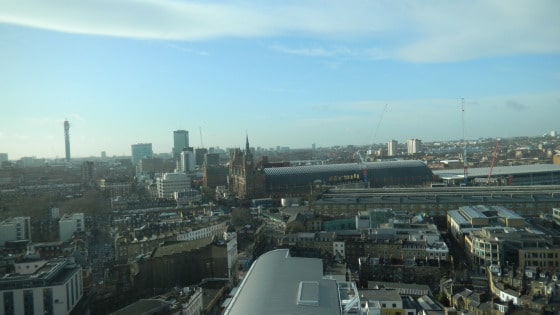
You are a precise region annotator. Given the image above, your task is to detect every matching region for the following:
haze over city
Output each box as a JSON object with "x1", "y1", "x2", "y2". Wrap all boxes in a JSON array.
[{"x1": 1, "y1": 0, "x2": 560, "y2": 159}]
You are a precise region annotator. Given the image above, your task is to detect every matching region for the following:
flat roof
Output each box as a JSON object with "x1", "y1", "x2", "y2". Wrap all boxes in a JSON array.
[
  {"x1": 459, "y1": 206, "x2": 487, "y2": 219},
  {"x1": 434, "y1": 164, "x2": 560, "y2": 178},
  {"x1": 224, "y1": 249, "x2": 340, "y2": 315},
  {"x1": 447, "y1": 210, "x2": 469, "y2": 225},
  {"x1": 110, "y1": 299, "x2": 171, "y2": 315}
]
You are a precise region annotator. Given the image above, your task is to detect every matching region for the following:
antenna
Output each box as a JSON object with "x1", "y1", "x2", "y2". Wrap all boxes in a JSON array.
[
  {"x1": 461, "y1": 98, "x2": 468, "y2": 186},
  {"x1": 199, "y1": 127, "x2": 204, "y2": 148}
]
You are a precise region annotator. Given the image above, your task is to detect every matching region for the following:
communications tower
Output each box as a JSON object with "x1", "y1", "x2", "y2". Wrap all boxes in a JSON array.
[{"x1": 64, "y1": 119, "x2": 71, "y2": 162}]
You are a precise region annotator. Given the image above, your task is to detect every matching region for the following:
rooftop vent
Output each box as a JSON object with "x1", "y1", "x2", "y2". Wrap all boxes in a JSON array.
[{"x1": 297, "y1": 281, "x2": 320, "y2": 306}]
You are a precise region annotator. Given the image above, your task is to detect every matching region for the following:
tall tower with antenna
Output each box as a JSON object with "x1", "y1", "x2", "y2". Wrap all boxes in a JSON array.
[{"x1": 64, "y1": 119, "x2": 71, "y2": 162}]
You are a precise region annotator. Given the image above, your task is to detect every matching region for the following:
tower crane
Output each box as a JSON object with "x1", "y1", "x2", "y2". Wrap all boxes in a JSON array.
[
  {"x1": 461, "y1": 99, "x2": 468, "y2": 186},
  {"x1": 486, "y1": 140, "x2": 500, "y2": 184},
  {"x1": 354, "y1": 104, "x2": 388, "y2": 188}
]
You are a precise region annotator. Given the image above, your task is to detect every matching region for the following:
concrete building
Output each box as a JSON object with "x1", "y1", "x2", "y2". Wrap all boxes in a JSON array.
[
  {"x1": 176, "y1": 221, "x2": 229, "y2": 242},
  {"x1": 203, "y1": 164, "x2": 228, "y2": 189},
  {"x1": 553, "y1": 207, "x2": 560, "y2": 225},
  {"x1": 110, "y1": 286, "x2": 203, "y2": 315},
  {"x1": 407, "y1": 139, "x2": 422, "y2": 155},
  {"x1": 180, "y1": 148, "x2": 196, "y2": 173},
  {"x1": 223, "y1": 249, "x2": 361, "y2": 315},
  {"x1": 59, "y1": 213, "x2": 84, "y2": 243},
  {"x1": 195, "y1": 148, "x2": 208, "y2": 167},
  {"x1": 156, "y1": 172, "x2": 190, "y2": 199},
  {"x1": 388, "y1": 140, "x2": 398, "y2": 157},
  {"x1": 138, "y1": 157, "x2": 174, "y2": 175},
  {"x1": 205, "y1": 152, "x2": 220, "y2": 166},
  {"x1": 0, "y1": 216, "x2": 31, "y2": 246},
  {"x1": 519, "y1": 247, "x2": 560, "y2": 271},
  {"x1": 447, "y1": 205, "x2": 525, "y2": 243},
  {"x1": 465, "y1": 226, "x2": 551, "y2": 269},
  {"x1": 314, "y1": 186, "x2": 560, "y2": 217},
  {"x1": 0, "y1": 258, "x2": 82, "y2": 315},
  {"x1": 131, "y1": 143, "x2": 153, "y2": 166},
  {"x1": 172, "y1": 130, "x2": 189, "y2": 159}
]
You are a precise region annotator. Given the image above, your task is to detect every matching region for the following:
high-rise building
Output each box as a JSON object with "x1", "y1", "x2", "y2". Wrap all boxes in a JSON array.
[
  {"x1": 173, "y1": 130, "x2": 189, "y2": 159},
  {"x1": 388, "y1": 140, "x2": 398, "y2": 156},
  {"x1": 0, "y1": 153, "x2": 8, "y2": 162},
  {"x1": 180, "y1": 148, "x2": 196, "y2": 173},
  {"x1": 131, "y1": 143, "x2": 153, "y2": 165},
  {"x1": 195, "y1": 148, "x2": 208, "y2": 167},
  {"x1": 64, "y1": 119, "x2": 70, "y2": 162},
  {"x1": 407, "y1": 139, "x2": 422, "y2": 155}
]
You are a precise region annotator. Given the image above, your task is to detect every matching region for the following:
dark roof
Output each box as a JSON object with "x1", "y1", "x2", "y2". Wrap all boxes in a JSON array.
[
  {"x1": 264, "y1": 160, "x2": 430, "y2": 176},
  {"x1": 264, "y1": 160, "x2": 433, "y2": 191}
]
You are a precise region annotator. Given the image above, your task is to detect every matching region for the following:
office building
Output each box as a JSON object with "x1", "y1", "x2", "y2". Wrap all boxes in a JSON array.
[
  {"x1": 131, "y1": 143, "x2": 153, "y2": 166},
  {"x1": 180, "y1": 148, "x2": 196, "y2": 173},
  {"x1": 59, "y1": 213, "x2": 85, "y2": 242},
  {"x1": 407, "y1": 139, "x2": 422, "y2": 155},
  {"x1": 0, "y1": 153, "x2": 8, "y2": 162},
  {"x1": 205, "y1": 153, "x2": 220, "y2": 166},
  {"x1": 0, "y1": 258, "x2": 82, "y2": 315},
  {"x1": 0, "y1": 217, "x2": 31, "y2": 246},
  {"x1": 387, "y1": 140, "x2": 398, "y2": 157},
  {"x1": 195, "y1": 148, "x2": 208, "y2": 167},
  {"x1": 173, "y1": 130, "x2": 189, "y2": 159},
  {"x1": 156, "y1": 172, "x2": 190, "y2": 198}
]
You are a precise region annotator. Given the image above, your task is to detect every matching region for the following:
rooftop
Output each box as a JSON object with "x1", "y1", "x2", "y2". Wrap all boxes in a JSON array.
[
  {"x1": 223, "y1": 249, "x2": 341, "y2": 315},
  {"x1": 0, "y1": 258, "x2": 80, "y2": 290}
]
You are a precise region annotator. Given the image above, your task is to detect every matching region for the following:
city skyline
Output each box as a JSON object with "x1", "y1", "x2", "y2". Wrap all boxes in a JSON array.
[{"x1": 1, "y1": 1, "x2": 560, "y2": 159}]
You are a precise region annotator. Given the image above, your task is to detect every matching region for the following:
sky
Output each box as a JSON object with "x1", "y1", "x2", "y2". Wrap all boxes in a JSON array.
[{"x1": 1, "y1": 0, "x2": 560, "y2": 159}]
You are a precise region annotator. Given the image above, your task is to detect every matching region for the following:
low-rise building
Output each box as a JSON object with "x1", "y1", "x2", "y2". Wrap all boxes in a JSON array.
[
  {"x1": 59, "y1": 213, "x2": 84, "y2": 243},
  {"x1": 0, "y1": 216, "x2": 31, "y2": 246},
  {"x1": 223, "y1": 249, "x2": 361, "y2": 314},
  {"x1": 465, "y1": 226, "x2": 550, "y2": 269},
  {"x1": 0, "y1": 258, "x2": 82, "y2": 315}
]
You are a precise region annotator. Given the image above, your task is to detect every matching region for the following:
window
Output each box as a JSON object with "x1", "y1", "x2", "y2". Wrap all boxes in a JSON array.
[
  {"x1": 43, "y1": 288, "x2": 54, "y2": 315},
  {"x1": 24, "y1": 290, "x2": 34, "y2": 315},
  {"x1": 3, "y1": 291, "x2": 14, "y2": 315}
]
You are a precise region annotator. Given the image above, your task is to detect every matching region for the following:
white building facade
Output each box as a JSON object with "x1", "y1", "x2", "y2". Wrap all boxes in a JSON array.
[
  {"x1": 407, "y1": 139, "x2": 422, "y2": 155},
  {"x1": 387, "y1": 140, "x2": 398, "y2": 157},
  {"x1": 0, "y1": 258, "x2": 82, "y2": 315},
  {"x1": 157, "y1": 172, "x2": 191, "y2": 198},
  {"x1": 176, "y1": 221, "x2": 228, "y2": 241},
  {"x1": 0, "y1": 216, "x2": 31, "y2": 246},
  {"x1": 59, "y1": 213, "x2": 84, "y2": 242}
]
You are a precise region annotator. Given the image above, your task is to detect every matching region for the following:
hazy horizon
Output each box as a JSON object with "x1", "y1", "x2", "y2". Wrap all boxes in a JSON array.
[{"x1": 2, "y1": 1, "x2": 560, "y2": 160}]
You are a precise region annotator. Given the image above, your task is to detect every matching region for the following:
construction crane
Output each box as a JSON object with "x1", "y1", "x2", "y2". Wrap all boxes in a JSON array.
[
  {"x1": 354, "y1": 104, "x2": 388, "y2": 188},
  {"x1": 461, "y1": 98, "x2": 468, "y2": 186},
  {"x1": 486, "y1": 140, "x2": 500, "y2": 184},
  {"x1": 199, "y1": 127, "x2": 204, "y2": 148}
]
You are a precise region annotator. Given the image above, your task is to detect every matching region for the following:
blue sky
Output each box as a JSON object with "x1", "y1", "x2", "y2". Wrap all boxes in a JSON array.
[{"x1": 1, "y1": 0, "x2": 560, "y2": 159}]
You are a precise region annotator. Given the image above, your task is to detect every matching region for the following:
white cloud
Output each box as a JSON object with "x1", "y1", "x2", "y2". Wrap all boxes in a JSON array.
[{"x1": 1, "y1": 0, "x2": 559, "y2": 62}]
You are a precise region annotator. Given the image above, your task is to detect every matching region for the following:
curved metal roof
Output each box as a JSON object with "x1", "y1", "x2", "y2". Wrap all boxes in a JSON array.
[
  {"x1": 264, "y1": 160, "x2": 430, "y2": 176},
  {"x1": 264, "y1": 160, "x2": 433, "y2": 191}
]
